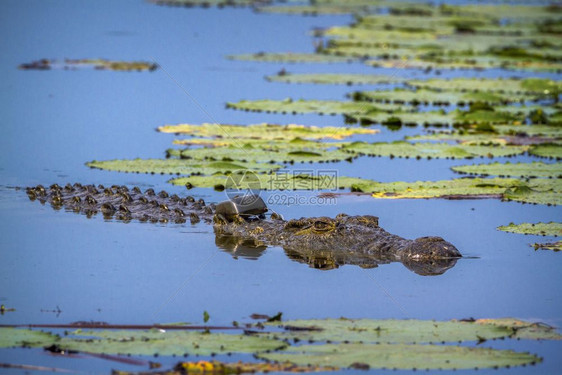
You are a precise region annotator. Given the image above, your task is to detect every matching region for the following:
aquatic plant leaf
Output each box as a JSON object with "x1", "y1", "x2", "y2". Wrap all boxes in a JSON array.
[
  {"x1": 0, "y1": 328, "x2": 58, "y2": 348},
  {"x1": 149, "y1": 0, "x2": 265, "y2": 7},
  {"x1": 452, "y1": 108, "x2": 520, "y2": 124},
  {"x1": 366, "y1": 58, "x2": 562, "y2": 73},
  {"x1": 452, "y1": 162, "x2": 562, "y2": 178},
  {"x1": 349, "y1": 177, "x2": 561, "y2": 206},
  {"x1": 533, "y1": 241, "x2": 562, "y2": 252},
  {"x1": 58, "y1": 330, "x2": 284, "y2": 356},
  {"x1": 19, "y1": 59, "x2": 157, "y2": 72},
  {"x1": 497, "y1": 222, "x2": 562, "y2": 236},
  {"x1": 529, "y1": 144, "x2": 562, "y2": 159},
  {"x1": 352, "y1": 88, "x2": 532, "y2": 106},
  {"x1": 157, "y1": 122, "x2": 378, "y2": 140},
  {"x1": 227, "y1": 53, "x2": 356, "y2": 63},
  {"x1": 475, "y1": 318, "x2": 562, "y2": 340},
  {"x1": 226, "y1": 99, "x2": 401, "y2": 116},
  {"x1": 175, "y1": 145, "x2": 354, "y2": 163},
  {"x1": 170, "y1": 173, "x2": 364, "y2": 191},
  {"x1": 169, "y1": 360, "x2": 337, "y2": 374},
  {"x1": 259, "y1": 343, "x2": 541, "y2": 370},
  {"x1": 256, "y1": 3, "x2": 376, "y2": 15},
  {"x1": 265, "y1": 318, "x2": 513, "y2": 344},
  {"x1": 408, "y1": 125, "x2": 562, "y2": 143},
  {"x1": 408, "y1": 78, "x2": 561, "y2": 95},
  {"x1": 86, "y1": 159, "x2": 280, "y2": 175},
  {"x1": 267, "y1": 73, "x2": 403, "y2": 85},
  {"x1": 342, "y1": 141, "x2": 527, "y2": 159}
]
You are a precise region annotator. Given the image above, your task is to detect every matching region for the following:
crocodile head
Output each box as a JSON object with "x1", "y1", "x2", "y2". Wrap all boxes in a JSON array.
[{"x1": 400, "y1": 236, "x2": 462, "y2": 260}]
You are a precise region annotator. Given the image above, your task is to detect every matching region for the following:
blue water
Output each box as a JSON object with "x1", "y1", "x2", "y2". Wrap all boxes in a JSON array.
[{"x1": 0, "y1": 0, "x2": 561, "y2": 374}]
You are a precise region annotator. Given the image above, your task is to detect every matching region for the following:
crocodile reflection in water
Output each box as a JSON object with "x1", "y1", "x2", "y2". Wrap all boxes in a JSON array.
[{"x1": 25, "y1": 183, "x2": 462, "y2": 276}]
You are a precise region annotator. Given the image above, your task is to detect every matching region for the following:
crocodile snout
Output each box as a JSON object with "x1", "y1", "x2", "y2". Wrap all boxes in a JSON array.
[{"x1": 402, "y1": 236, "x2": 462, "y2": 260}]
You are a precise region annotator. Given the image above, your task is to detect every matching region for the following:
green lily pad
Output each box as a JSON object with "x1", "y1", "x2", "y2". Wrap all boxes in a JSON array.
[
  {"x1": 529, "y1": 144, "x2": 562, "y2": 159},
  {"x1": 259, "y1": 343, "x2": 541, "y2": 370},
  {"x1": 19, "y1": 58, "x2": 157, "y2": 72},
  {"x1": 255, "y1": 3, "x2": 376, "y2": 15},
  {"x1": 227, "y1": 53, "x2": 356, "y2": 63},
  {"x1": 366, "y1": 58, "x2": 562, "y2": 73},
  {"x1": 226, "y1": 99, "x2": 400, "y2": 116},
  {"x1": 342, "y1": 141, "x2": 527, "y2": 159},
  {"x1": 408, "y1": 78, "x2": 561, "y2": 95},
  {"x1": 157, "y1": 122, "x2": 378, "y2": 140},
  {"x1": 173, "y1": 145, "x2": 354, "y2": 164},
  {"x1": 0, "y1": 328, "x2": 58, "y2": 348},
  {"x1": 475, "y1": 318, "x2": 562, "y2": 340},
  {"x1": 452, "y1": 162, "x2": 562, "y2": 178},
  {"x1": 57, "y1": 330, "x2": 284, "y2": 357},
  {"x1": 350, "y1": 177, "x2": 561, "y2": 206},
  {"x1": 265, "y1": 318, "x2": 513, "y2": 344},
  {"x1": 352, "y1": 88, "x2": 532, "y2": 106},
  {"x1": 149, "y1": 0, "x2": 264, "y2": 7},
  {"x1": 267, "y1": 73, "x2": 403, "y2": 85},
  {"x1": 86, "y1": 158, "x2": 281, "y2": 175},
  {"x1": 170, "y1": 173, "x2": 364, "y2": 191},
  {"x1": 497, "y1": 222, "x2": 562, "y2": 236},
  {"x1": 408, "y1": 125, "x2": 562, "y2": 143}
]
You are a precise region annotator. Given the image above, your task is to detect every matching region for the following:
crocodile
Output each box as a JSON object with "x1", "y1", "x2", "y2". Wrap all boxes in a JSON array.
[{"x1": 25, "y1": 183, "x2": 462, "y2": 275}]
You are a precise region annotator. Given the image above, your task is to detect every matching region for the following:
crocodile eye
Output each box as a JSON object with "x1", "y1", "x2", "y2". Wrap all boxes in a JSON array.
[{"x1": 312, "y1": 220, "x2": 335, "y2": 233}]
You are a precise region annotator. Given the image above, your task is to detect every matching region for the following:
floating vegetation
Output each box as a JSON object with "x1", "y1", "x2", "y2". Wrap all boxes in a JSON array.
[
  {"x1": 18, "y1": 58, "x2": 157, "y2": 72},
  {"x1": 407, "y1": 126, "x2": 561, "y2": 144},
  {"x1": 226, "y1": 99, "x2": 530, "y2": 126},
  {"x1": 227, "y1": 52, "x2": 356, "y2": 63},
  {"x1": 264, "y1": 318, "x2": 514, "y2": 344},
  {"x1": 529, "y1": 143, "x2": 562, "y2": 159},
  {"x1": 533, "y1": 241, "x2": 562, "y2": 252},
  {"x1": 342, "y1": 141, "x2": 527, "y2": 159},
  {"x1": 0, "y1": 328, "x2": 57, "y2": 348},
  {"x1": 149, "y1": 0, "x2": 270, "y2": 8},
  {"x1": 170, "y1": 173, "x2": 364, "y2": 191},
  {"x1": 226, "y1": 98, "x2": 400, "y2": 116},
  {"x1": 157, "y1": 122, "x2": 378, "y2": 140},
  {"x1": 172, "y1": 145, "x2": 354, "y2": 164},
  {"x1": 259, "y1": 343, "x2": 541, "y2": 370},
  {"x1": 366, "y1": 58, "x2": 562, "y2": 73},
  {"x1": 86, "y1": 158, "x2": 281, "y2": 175},
  {"x1": 452, "y1": 162, "x2": 562, "y2": 178},
  {"x1": 267, "y1": 73, "x2": 403, "y2": 85},
  {"x1": 347, "y1": 177, "x2": 561, "y2": 206},
  {"x1": 352, "y1": 88, "x2": 532, "y2": 106},
  {"x1": 407, "y1": 78, "x2": 561, "y2": 96},
  {"x1": 117, "y1": 360, "x2": 337, "y2": 374},
  {"x1": 1, "y1": 317, "x2": 558, "y2": 371},
  {"x1": 497, "y1": 222, "x2": 562, "y2": 236}
]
